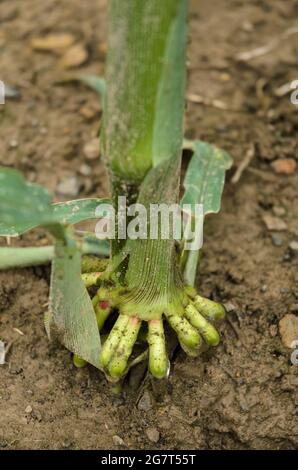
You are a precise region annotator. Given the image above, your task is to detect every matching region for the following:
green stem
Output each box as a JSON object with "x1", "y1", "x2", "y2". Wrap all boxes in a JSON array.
[
  {"x1": 121, "y1": 156, "x2": 185, "y2": 317},
  {"x1": 0, "y1": 240, "x2": 109, "y2": 270},
  {"x1": 0, "y1": 246, "x2": 54, "y2": 270}
]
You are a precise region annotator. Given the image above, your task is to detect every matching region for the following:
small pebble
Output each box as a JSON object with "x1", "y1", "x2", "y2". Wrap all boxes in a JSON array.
[
  {"x1": 9, "y1": 139, "x2": 19, "y2": 149},
  {"x1": 58, "y1": 43, "x2": 88, "y2": 69},
  {"x1": 262, "y1": 215, "x2": 287, "y2": 231},
  {"x1": 260, "y1": 284, "x2": 267, "y2": 293},
  {"x1": 112, "y1": 435, "x2": 126, "y2": 447},
  {"x1": 241, "y1": 21, "x2": 254, "y2": 32},
  {"x1": 271, "y1": 234, "x2": 283, "y2": 247},
  {"x1": 289, "y1": 241, "x2": 298, "y2": 252},
  {"x1": 146, "y1": 427, "x2": 160, "y2": 443},
  {"x1": 83, "y1": 138, "x2": 100, "y2": 160},
  {"x1": 271, "y1": 158, "x2": 296, "y2": 175},
  {"x1": 79, "y1": 104, "x2": 100, "y2": 120},
  {"x1": 79, "y1": 106, "x2": 95, "y2": 120},
  {"x1": 279, "y1": 314, "x2": 298, "y2": 348},
  {"x1": 25, "y1": 405, "x2": 33, "y2": 414},
  {"x1": 223, "y1": 302, "x2": 236, "y2": 313},
  {"x1": 137, "y1": 389, "x2": 153, "y2": 411},
  {"x1": 273, "y1": 206, "x2": 286, "y2": 217},
  {"x1": 79, "y1": 163, "x2": 92, "y2": 176},
  {"x1": 56, "y1": 175, "x2": 81, "y2": 197}
]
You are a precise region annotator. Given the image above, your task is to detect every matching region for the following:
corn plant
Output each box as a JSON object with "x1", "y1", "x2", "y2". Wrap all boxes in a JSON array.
[{"x1": 0, "y1": 0, "x2": 232, "y2": 381}]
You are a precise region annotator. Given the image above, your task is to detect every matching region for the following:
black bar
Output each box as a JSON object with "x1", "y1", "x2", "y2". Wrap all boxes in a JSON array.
[{"x1": 0, "y1": 450, "x2": 294, "y2": 466}]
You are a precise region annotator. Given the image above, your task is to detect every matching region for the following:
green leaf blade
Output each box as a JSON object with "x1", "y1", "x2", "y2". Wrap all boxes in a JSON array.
[
  {"x1": 46, "y1": 237, "x2": 101, "y2": 368},
  {"x1": 152, "y1": 0, "x2": 188, "y2": 167},
  {"x1": 103, "y1": 0, "x2": 188, "y2": 180},
  {"x1": 181, "y1": 140, "x2": 232, "y2": 286},
  {"x1": 0, "y1": 166, "x2": 111, "y2": 236},
  {"x1": 0, "y1": 168, "x2": 52, "y2": 236},
  {"x1": 181, "y1": 141, "x2": 233, "y2": 216},
  {"x1": 52, "y1": 198, "x2": 111, "y2": 226}
]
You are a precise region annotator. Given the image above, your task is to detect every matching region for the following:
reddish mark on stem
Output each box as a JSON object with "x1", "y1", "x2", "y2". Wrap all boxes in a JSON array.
[
  {"x1": 129, "y1": 316, "x2": 140, "y2": 327},
  {"x1": 99, "y1": 300, "x2": 109, "y2": 310}
]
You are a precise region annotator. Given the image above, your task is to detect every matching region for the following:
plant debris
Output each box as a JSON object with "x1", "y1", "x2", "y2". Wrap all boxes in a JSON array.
[
  {"x1": 0, "y1": 340, "x2": 5, "y2": 365},
  {"x1": 58, "y1": 44, "x2": 88, "y2": 68},
  {"x1": 235, "y1": 26, "x2": 298, "y2": 62},
  {"x1": 30, "y1": 33, "x2": 76, "y2": 51},
  {"x1": 231, "y1": 144, "x2": 255, "y2": 184}
]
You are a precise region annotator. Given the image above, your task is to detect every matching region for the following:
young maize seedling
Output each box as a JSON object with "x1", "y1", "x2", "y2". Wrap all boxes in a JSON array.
[
  {"x1": 0, "y1": 0, "x2": 232, "y2": 382},
  {"x1": 92, "y1": 0, "x2": 232, "y2": 380}
]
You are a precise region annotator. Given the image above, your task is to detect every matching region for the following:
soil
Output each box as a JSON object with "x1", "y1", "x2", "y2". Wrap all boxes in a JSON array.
[{"x1": 0, "y1": 0, "x2": 298, "y2": 450}]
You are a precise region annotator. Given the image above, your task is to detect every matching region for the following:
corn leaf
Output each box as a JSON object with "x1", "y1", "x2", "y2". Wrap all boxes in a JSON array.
[
  {"x1": 0, "y1": 167, "x2": 110, "y2": 236},
  {"x1": 45, "y1": 235, "x2": 101, "y2": 368},
  {"x1": 152, "y1": 0, "x2": 187, "y2": 168},
  {"x1": 103, "y1": 0, "x2": 188, "y2": 180},
  {"x1": 181, "y1": 140, "x2": 232, "y2": 286},
  {"x1": 181, "y1": 140, "x2": 232, "y2": 216},
  {"x1": 52, "y1": 198, "x2": 111, "y2": 225},
  {"x1": 0, "y1": 168, "x2": 104, "y2": 365},
  {"x1": 0, "y1": 168, "x2": 52, "y2": 236}
]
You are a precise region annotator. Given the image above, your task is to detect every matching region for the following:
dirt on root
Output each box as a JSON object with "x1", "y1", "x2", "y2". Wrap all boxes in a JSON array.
[{"x1": 0, "y1": 0, "x2": 298, "y2": 450}]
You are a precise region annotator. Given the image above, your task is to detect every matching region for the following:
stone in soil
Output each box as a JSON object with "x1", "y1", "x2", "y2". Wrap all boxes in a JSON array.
[
  {"x1": 145, "y1": 427, "x2": 160, "y2": 443},
  {"x1": 137, "y1": 389, "x2": 153, "y2": 411},
  {"x1": 112, "y1": 435, "x2": 126, "y2": 447},
  {"x1": 56, "y1": 175, "x2": 81, "y2": 197},
  {"x1": 262, "y1": 215, "x2": 287, "y2": 231},
  {"x1": 271, "y1": 234, "x2": 283, "y2": 246},
  {"x1": 79, "y1": 163, "x2": 92, "y2": 176},
  {"x1": 83, "y1": 138, "x2": 100, "y2": 160},
  {"x1": 289, "y1": 241, "x2": 298, "y2": 252},
  {"x1": 271, "y1": 158, "x2": 296, "y2": 175},
  {"x1": 279, "y1": 314, "x2": 298, "y2": 348}
]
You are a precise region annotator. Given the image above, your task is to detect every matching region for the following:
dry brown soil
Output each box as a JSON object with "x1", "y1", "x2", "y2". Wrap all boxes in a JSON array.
[{"x1": 0, "y1": 0, "x2": 298, "y2": 450}]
